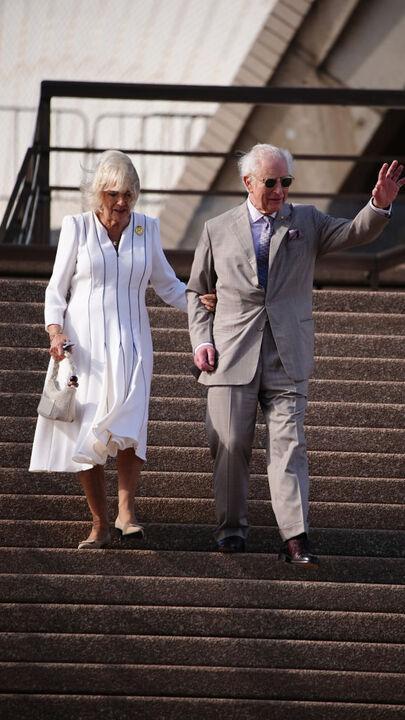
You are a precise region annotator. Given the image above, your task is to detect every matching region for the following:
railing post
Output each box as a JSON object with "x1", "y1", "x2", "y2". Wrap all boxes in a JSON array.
[{"x1": 33, "y1": 88, "x2": 51, "y2": 245}]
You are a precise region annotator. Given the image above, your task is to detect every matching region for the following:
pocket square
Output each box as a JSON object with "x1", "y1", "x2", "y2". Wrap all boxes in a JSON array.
[{"x1": 288, "y1": 229, "x2": 302, "y2": 241}]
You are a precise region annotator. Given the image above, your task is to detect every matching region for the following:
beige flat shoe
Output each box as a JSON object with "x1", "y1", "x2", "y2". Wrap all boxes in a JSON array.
[
  {"x1": 77, "y1": 532, "x2": 111, "y2": 550},
  {"x1": 115, "y1": 517, "x2": 144, "y2": 539}
]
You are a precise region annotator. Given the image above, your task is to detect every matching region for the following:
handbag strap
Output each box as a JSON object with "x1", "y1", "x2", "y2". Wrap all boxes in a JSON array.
[
  {"x1": 64, "y1": 350, "x2": 77, "y2": 377},
  {"x1": 50, "y1": 351, "x2": 78, "y2": 384}
]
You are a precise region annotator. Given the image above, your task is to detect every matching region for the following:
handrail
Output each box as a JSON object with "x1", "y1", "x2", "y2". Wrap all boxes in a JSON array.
[
  {"x1": 18, "y1": 152, "x2": 41, "y2": 245},
  {"x1": 0, "y1": 147, "x2": 33, "y2": 242},
  {"x1": 39, "y1": 81, "x2": 405, "y2": 107},
  {"x1": 47, "y1": 146, "x2": 405, "y2": 162},
  {"x1": 0, "y1": 145, "x2": 44, "y2": 245}
]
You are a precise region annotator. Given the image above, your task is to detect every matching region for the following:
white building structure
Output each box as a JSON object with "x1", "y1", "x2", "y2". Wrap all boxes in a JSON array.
[
  {"x1": 0, "y1": 0, "x2": 275, "y2": 231},
  {"x1": 1, "y1": 0, "x2": 404, "y2": 248}
]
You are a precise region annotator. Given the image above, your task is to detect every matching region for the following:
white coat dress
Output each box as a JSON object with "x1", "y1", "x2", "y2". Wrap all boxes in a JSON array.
[{"x1": 29, "y1": 211, "x2": 187, "y2": 473}]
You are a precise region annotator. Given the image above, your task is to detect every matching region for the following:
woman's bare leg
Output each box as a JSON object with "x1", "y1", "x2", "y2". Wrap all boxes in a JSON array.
[
  {"x1": 79, "y1": 465, "x2": 109, "y2": 540},
  {"x1": 116, "y1": 447, "x2": 144, "y2": 525}
]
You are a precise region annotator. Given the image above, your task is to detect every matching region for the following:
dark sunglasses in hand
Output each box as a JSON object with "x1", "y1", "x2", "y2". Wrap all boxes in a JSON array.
[{"x1": 262, "y1": 175, "x2": 294, "y2": 188}]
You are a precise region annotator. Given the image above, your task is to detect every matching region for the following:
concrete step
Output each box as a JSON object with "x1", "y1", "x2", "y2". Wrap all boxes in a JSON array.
[
  {"x1": 2, "y1": 442, "x2": 405, "y2": 478},
  {"x1": 2, "y1": 372, "x2": 405, "y2": 407},
  {"x1": 3, "y1": 372, "x2": 405, "y2": 410},
  {"x1": 152, "y1": 376, "x2": 405, "y2": 403},
  {"x1": 312, "y1": 289, "x2": 405, "y2": 314},
  {"x1": 2, "y1": 493, "x2": 404, "y2": 530},
  {"x1": 1, "y1": 548, "x2": 405, "y2": 584},
  {"x1": 0, "y1": 520, "x2": 404, "y2": 556},
  {"x1": 5, "y1": 323, "x2": 405, "y2": 360},
  {"x1": 4, "y1": 300, "x2": 405, "y2": 336},
  {"x1": 0, "y1": 348, "x2": 49, "y2": 371},
  {"x1": 2, "y1": 279, "x2": 405, "y2": 718},
  {"x1": 314, "y1": 334, "x2": 405, "y2": 359},
  {"x1": 158, "y1": 330, "x2": 405, "y2": 359},
  {"x1": 3, "y1": 416, "x2": 405, "y2": 455},
  {"x1": 0, "y1": 280, "x2": 170, "y2": 306},
  {"x1": 1, "y1": 494, "x2": 404, "y2": 530},
  {"x1": 1, "y1": 356, "x2": 403, "y2": 402},
  {"x1": 1, "y1": 662, "x2": 405, "y2": 703},
  {"x1": 0, "y1": 302, "x2": 44, "y2": 325},
  {"x1": 147, "y1": 421, "x2": 405, "y2": 453},
  {"x1": 1, "y1": 602, "x2": 405, "y2": 643},
  {"x1": 1, "y1": 278, "x2": 405, "y2": 313},
  {"x1": 2, "y1": 302, "x2": 188, "y2": 329},
  {"x1": 2, "y1": 573, "x2": 405, "y2": 612},
  {"x1": 1, "y1": 632, "x2": 404, "y2": 672},
  {"x1": 308, "y1": 450, "x2": 405, "y2": 478},
  {"x1": 148, "y1": 309, "x2": 405, "y2": 336},
  {"x1": 0, "y1": 369, "x2": 53, "y2": 393},
  {"x1": 1, "y1": 695, "x2": 404, "y2": 720},
  {"x1": 141, "y1": 354, "x2": 405, "y2": 380},
  {"x1": 148, "y1": 398, "x2": 405, "y2": 428},
  {"x1": 149, "y1": 329, "x2": 405, "y2": 358},
  {"x1": 2, "y1": 468, "x2": 405, "y2": 504},
  {"x1": 0, "y1": 278, "x2": 47, "y2": 303},
  {"x1": 313, "y1": 312, "x2": 405, "y2": 336},
  {"x1": 4, "y1": 413, "x2": 405, "y2": 453},
  {"x1": 3, "y1": 394, "x2": 405, "y2": 429}
]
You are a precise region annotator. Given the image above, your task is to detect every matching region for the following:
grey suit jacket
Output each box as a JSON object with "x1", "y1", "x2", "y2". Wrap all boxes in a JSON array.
[{"x1": 187, "y1": 201, "x2": 389, "y2": 384}]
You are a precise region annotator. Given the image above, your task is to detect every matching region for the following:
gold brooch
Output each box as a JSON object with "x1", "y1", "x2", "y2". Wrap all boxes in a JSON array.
[{"x1": 135, "y1": 225, "x2": 144, "y2": 235}]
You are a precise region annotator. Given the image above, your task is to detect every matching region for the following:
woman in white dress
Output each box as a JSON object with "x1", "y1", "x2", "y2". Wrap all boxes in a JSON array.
[{"x1": 30, "y1": 150, "x2": 215, "y2": 549}]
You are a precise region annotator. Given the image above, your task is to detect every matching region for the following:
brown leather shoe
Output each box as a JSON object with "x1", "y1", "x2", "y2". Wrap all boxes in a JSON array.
[{"x1": 278, "y1": 533, "x2": 319, "y2": 567}]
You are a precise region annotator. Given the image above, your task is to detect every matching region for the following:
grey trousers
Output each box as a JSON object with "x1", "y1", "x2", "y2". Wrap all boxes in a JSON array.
[{"x1": 206, "y1": 324, "x2": 309, "y2": 542}]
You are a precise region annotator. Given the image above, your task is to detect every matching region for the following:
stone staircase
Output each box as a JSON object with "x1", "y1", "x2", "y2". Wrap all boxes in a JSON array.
[{"x1": 0, "y1": 276, "x2": 405, "y2": 719}]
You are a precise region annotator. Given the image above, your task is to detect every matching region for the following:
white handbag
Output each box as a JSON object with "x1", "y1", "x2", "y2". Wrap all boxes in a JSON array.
[{"x1": 37, "y1": 351, "x2": 78, "y2": 422}]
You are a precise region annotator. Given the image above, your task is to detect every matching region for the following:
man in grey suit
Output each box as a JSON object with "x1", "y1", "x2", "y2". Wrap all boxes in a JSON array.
[{"x1": 187, "y1": 143, "x2": 404, "y2": 564}]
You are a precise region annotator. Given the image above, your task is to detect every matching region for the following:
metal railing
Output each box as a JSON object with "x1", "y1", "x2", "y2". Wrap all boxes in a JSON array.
[
  {"x1": 315, "y1": 244, "x2": 405, "y2": 290},
  {"x1": 1, "y1": 81, "x2": 405, "y2": 285},
  {"x1": 0, "y1": 146, "x2": 41, "y2": 245}
]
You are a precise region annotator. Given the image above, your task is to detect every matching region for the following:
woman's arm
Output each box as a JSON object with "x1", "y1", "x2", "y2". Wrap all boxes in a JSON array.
[
  {"x1": 45, "y1": 215, "x2": 79, "y2": 359},
  {"x1": 149, "y1": 218, "x2": 217, "y2": 314},
  {"x1": 149, "y1": 218, "x2": 188, "y2": 312}
]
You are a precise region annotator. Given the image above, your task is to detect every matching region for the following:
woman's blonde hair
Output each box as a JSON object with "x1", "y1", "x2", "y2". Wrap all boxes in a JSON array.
[{"x1": 81, "y1": 150, "x2": 140, "y2": 211}]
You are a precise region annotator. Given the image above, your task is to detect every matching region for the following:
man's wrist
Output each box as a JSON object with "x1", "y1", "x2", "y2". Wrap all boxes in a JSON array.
[
  {"x1": 370, "y1": 198, "x2": 392, "y2": 217},
  {"x1": 194, "y1": 342, "x2": 214, "y2": 354}
]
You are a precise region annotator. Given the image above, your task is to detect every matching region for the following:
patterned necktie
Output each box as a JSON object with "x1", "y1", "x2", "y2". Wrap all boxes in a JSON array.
[{"x1": 257, "y1": 215, "x2": 273, "y2": 289}]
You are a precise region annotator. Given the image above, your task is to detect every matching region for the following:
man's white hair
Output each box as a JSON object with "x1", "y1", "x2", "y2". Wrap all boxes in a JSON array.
[{"x1": 238, "y1": 143, "x2": 294, "y2": 180}]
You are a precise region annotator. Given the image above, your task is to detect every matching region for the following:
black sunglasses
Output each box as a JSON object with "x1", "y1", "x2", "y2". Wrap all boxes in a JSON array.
[{"x1": 261, "y1": 176, "x2": 294, "y2": 188}]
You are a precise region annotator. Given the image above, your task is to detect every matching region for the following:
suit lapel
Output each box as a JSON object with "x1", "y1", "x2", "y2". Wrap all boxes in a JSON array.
[
  {"x1": 227, "y1": 201, "x2": 293, "y2": 286},
  {"x1": 229, "y1": 202, "x2": 258, "y2": 279},
  {"x1": 268, "y1": 203, "x2": 293, "y2": 274}
]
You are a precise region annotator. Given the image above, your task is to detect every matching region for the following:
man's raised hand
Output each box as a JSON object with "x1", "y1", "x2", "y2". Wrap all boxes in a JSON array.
[{"x1": 372, "y1": 160, "x2": 405, "y2": 208}]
